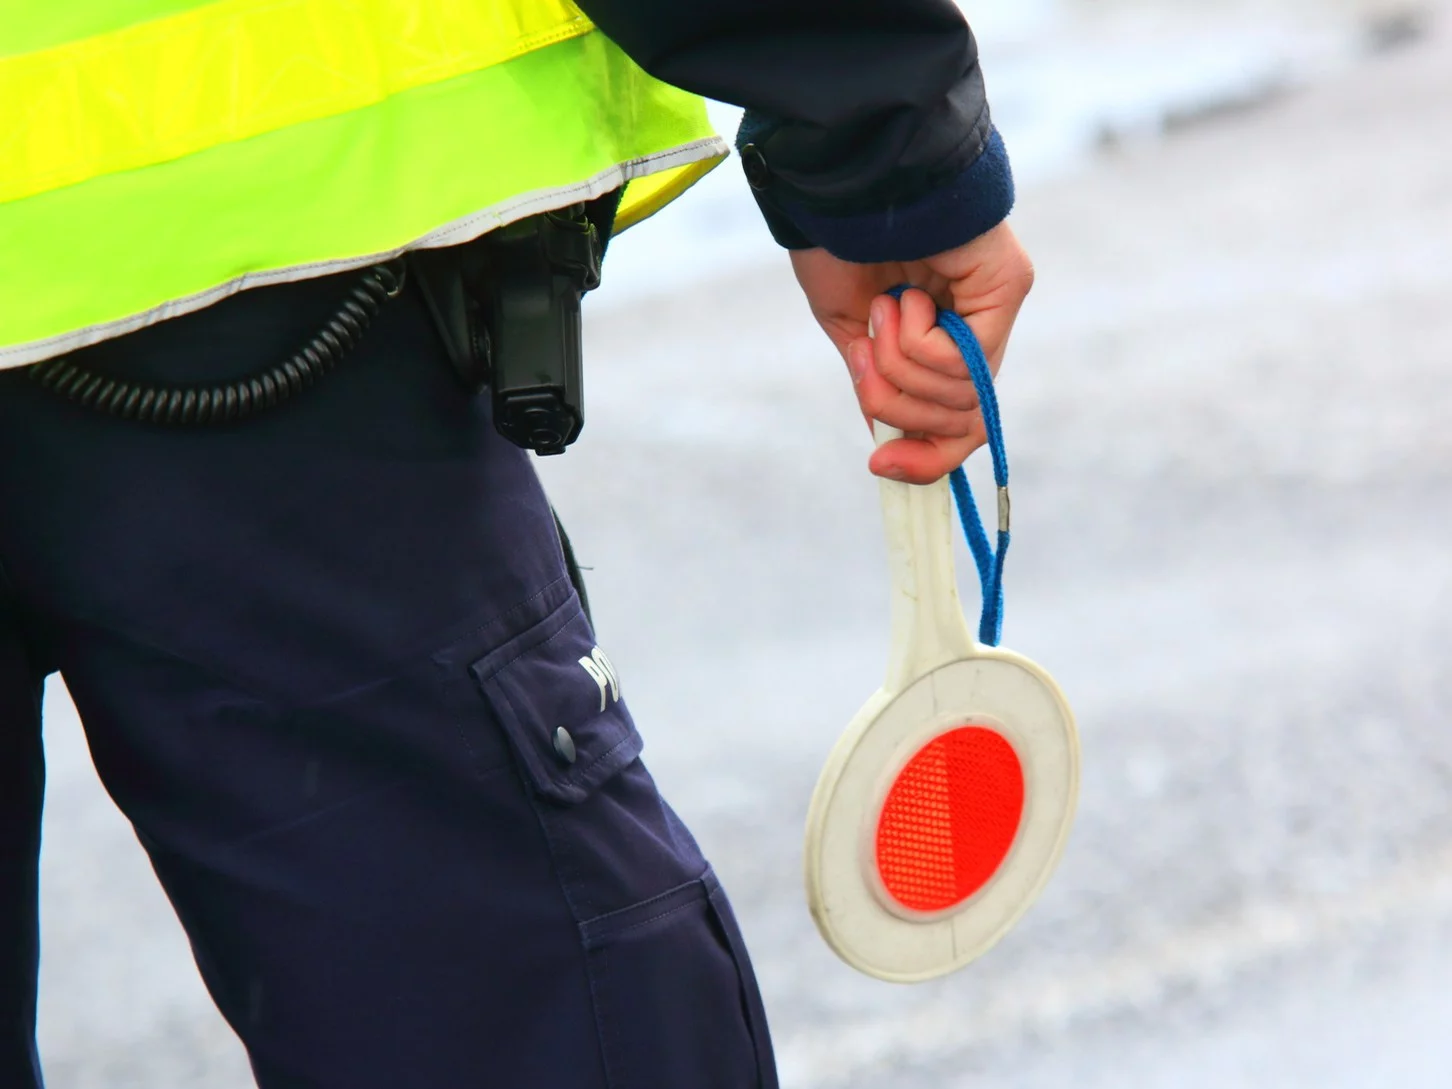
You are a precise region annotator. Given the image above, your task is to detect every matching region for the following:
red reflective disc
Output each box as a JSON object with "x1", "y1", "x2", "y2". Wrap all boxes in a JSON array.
[{"x1": 875, "y1": 726, "x2": 1025, "y2": 913}]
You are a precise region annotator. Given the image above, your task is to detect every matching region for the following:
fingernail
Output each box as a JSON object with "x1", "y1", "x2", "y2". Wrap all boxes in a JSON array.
[
  {"x1": 869, "y1": 299, "x2": 888, "y2": 338},
  {"x1": 847, "y1": 341, "x2": 869, "y2": 383},
  {"x1": 880, "y1": 464, "x2": 907, "y2": 481},
  {"x1": 866, "y1": 315, "x2": 875, "y2": 339}
]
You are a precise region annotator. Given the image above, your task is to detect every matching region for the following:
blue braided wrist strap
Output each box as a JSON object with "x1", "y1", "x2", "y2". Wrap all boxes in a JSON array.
[{"x1": 886, "y1": 286, "x2": 1010, "y2": 646}]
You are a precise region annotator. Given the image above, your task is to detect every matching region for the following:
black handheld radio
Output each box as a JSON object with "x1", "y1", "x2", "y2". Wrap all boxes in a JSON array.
[
  {"x1": 409, "y1": 204, "x2": 602, "y2": 456},
  {"x1": 28, "y1": 205, "x2": 603, "y2": 451}
]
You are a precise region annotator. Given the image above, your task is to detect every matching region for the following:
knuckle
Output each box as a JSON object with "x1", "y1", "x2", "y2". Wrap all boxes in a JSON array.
[
  {"x1": 934, "y1": 408, "x2": 971, "y2": 435},
  {"x1": 1012, "y1": 251, "x2": 1036, "y2": 297},
  {"x1": 894, "y1": 328, "x2": 929, "y2": 363},
  {"x1": 896, "y1": 327, "x2": 922, "y2": 360},
  {"x1": 860, "y1": 389, "x2": 894, "y2": 419},
  {"x1": 925, "y1": 330, "x2": 962, "y2": 368},
  {"x1": 888, "y1": 406, "x2": 930, "y2": 432},
  {"x1": 951, "y1": 387, "x2": 981, "y2": 412},
  {"x1": 877, "y1": 354, "x2": 920, "y2": 389},
  {"x1": 871, "y1": 346, "x2": 904, "y2": 380}
]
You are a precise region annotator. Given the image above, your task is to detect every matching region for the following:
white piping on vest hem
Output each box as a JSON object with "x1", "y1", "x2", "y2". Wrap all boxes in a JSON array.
[{"x1": 0, "y1": 136, "x2": 728, "y2": 371}]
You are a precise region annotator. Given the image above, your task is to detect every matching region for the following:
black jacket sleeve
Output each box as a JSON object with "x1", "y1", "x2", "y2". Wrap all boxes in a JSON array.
[{"x1": 569, "y1": 0, "x2": 1014, "y2": 262}]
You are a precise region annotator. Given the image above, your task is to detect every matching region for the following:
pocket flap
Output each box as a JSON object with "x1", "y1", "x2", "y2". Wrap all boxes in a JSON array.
[{"x1": 471, "y1": 598, "x2": 640, "y2": 804}]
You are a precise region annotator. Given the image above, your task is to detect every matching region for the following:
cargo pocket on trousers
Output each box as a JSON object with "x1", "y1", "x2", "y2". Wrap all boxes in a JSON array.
[
  {"x1": 580, "y1": 869, "x2": 778, "y2": 1089},
  {"x1": 470, "y1": 595, "x2": 641, "y2": 805}
]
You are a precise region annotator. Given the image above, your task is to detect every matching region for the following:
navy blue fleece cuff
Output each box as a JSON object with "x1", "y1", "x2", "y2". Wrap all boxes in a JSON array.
[{"x1": 750, "y1": 128, "x2": 1015, "y2": 263}]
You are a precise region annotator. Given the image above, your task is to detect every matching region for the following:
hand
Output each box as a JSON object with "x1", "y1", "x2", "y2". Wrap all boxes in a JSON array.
[{"x1": 789, "y1": 221, "x2": 1034, "y2": 484}]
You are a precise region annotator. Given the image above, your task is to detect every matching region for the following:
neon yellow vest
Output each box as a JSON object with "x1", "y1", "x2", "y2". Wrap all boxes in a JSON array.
[{"x1": 0, "y1": 0, "x2": 726, "y2": 369}]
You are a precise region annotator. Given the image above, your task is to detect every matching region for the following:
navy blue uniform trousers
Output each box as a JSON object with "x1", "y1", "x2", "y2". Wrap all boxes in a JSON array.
[{"x1": 0, "y1": 270, "x2": 778, "y2": 1089}]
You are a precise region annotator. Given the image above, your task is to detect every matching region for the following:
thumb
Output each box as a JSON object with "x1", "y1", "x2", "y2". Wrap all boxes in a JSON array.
[
  {"x1": 956, "y1": 288, "x2": 1028, "y2": 376},
  {"x1": 927, "y1": 221, "x2": 1035, "y2": 372}
]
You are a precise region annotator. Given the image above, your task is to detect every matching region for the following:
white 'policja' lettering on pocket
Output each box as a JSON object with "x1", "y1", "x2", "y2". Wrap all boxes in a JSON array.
[{"x1": 578, "y1": 646, "x2": 621, "y2": 712}]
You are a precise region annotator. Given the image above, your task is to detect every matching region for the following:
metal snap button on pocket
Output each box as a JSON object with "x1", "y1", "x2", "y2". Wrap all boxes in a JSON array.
[
  {"x1": 740, "y1": 143, "x2": 771, "y2": 191},
  {"x1": 553, "y1": 726, "x2": 577, "y2": 765}
]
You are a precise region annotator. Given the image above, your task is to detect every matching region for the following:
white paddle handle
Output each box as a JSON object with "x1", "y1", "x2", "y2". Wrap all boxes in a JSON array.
[{"x1": 874, "y1": 420, "x2": 977, "y2": 693}]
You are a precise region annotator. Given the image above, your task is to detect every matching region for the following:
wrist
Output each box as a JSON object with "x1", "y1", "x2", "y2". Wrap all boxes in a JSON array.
[{"x1": 742, "y1": 127, "x2": 1016, "y2": 263}]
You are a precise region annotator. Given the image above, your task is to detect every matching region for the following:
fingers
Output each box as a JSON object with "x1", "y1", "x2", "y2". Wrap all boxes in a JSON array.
[
  {"x1": 841, "y1": 290, "x2": 989, "y2": 483},
  {"x1": 849, "y1": 287, "x2": 1007, "y2": 483},
  {"x1": 846, "y1": 290, "x2": 983, "y2": 433},
  {"x1": 869, "y1": 432, "x2": 986, "y2": 485},
  {"x1": 891, "y1": 289, "x2": 977, "y2": 380},
  {"x1": 805, "y1": 222, "x2": 1034, "y2": 484},
  {"x1": 864, "y1": 294, "x2": 982, "y2": 409},
  {"x1": 848, "y1": 341, "x2": 983, "y2": 437},
  {"x1": 928, "y1": 222, "x2": 1036, "y2": 370},
  {"x1": 959, "y1": 293, "x2": 1023, "y2": 375}
]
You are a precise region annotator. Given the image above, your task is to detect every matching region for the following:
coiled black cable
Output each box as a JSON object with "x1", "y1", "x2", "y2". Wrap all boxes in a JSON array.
[{"x1": 30, "y1": 259, "x2": 407, "y2": 425}]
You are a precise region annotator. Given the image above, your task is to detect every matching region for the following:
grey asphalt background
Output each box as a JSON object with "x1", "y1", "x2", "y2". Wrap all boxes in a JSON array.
[{"x1": 33, "y1": 5, "x2": 1452, "y2": 1086}]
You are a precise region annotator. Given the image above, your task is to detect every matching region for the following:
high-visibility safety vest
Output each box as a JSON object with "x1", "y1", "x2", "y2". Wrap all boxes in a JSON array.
[{"x1": 0, "y1": 0, "x2": 726, "y2": 370}]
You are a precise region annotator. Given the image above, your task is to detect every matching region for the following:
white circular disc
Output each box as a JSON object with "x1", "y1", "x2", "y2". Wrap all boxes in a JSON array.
[{"x1": 804, "y1": 648, "x2": 1079, "y2": 982}]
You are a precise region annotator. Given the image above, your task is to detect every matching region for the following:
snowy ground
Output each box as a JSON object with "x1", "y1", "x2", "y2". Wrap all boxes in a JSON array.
[{"x1": 34, "y1": 2, "x2": 1452, "y2": 1086}]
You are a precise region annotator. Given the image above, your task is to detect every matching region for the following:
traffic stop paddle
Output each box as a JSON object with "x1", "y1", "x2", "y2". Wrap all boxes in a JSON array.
[{"x1": 804, "y1": 305, "x2": 1080, "y2": 983}]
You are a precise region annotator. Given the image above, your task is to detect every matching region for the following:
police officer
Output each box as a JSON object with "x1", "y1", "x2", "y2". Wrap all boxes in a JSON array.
[{"x1": 0, "y1": 1, "x2": 1032, "y2": 1085}]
